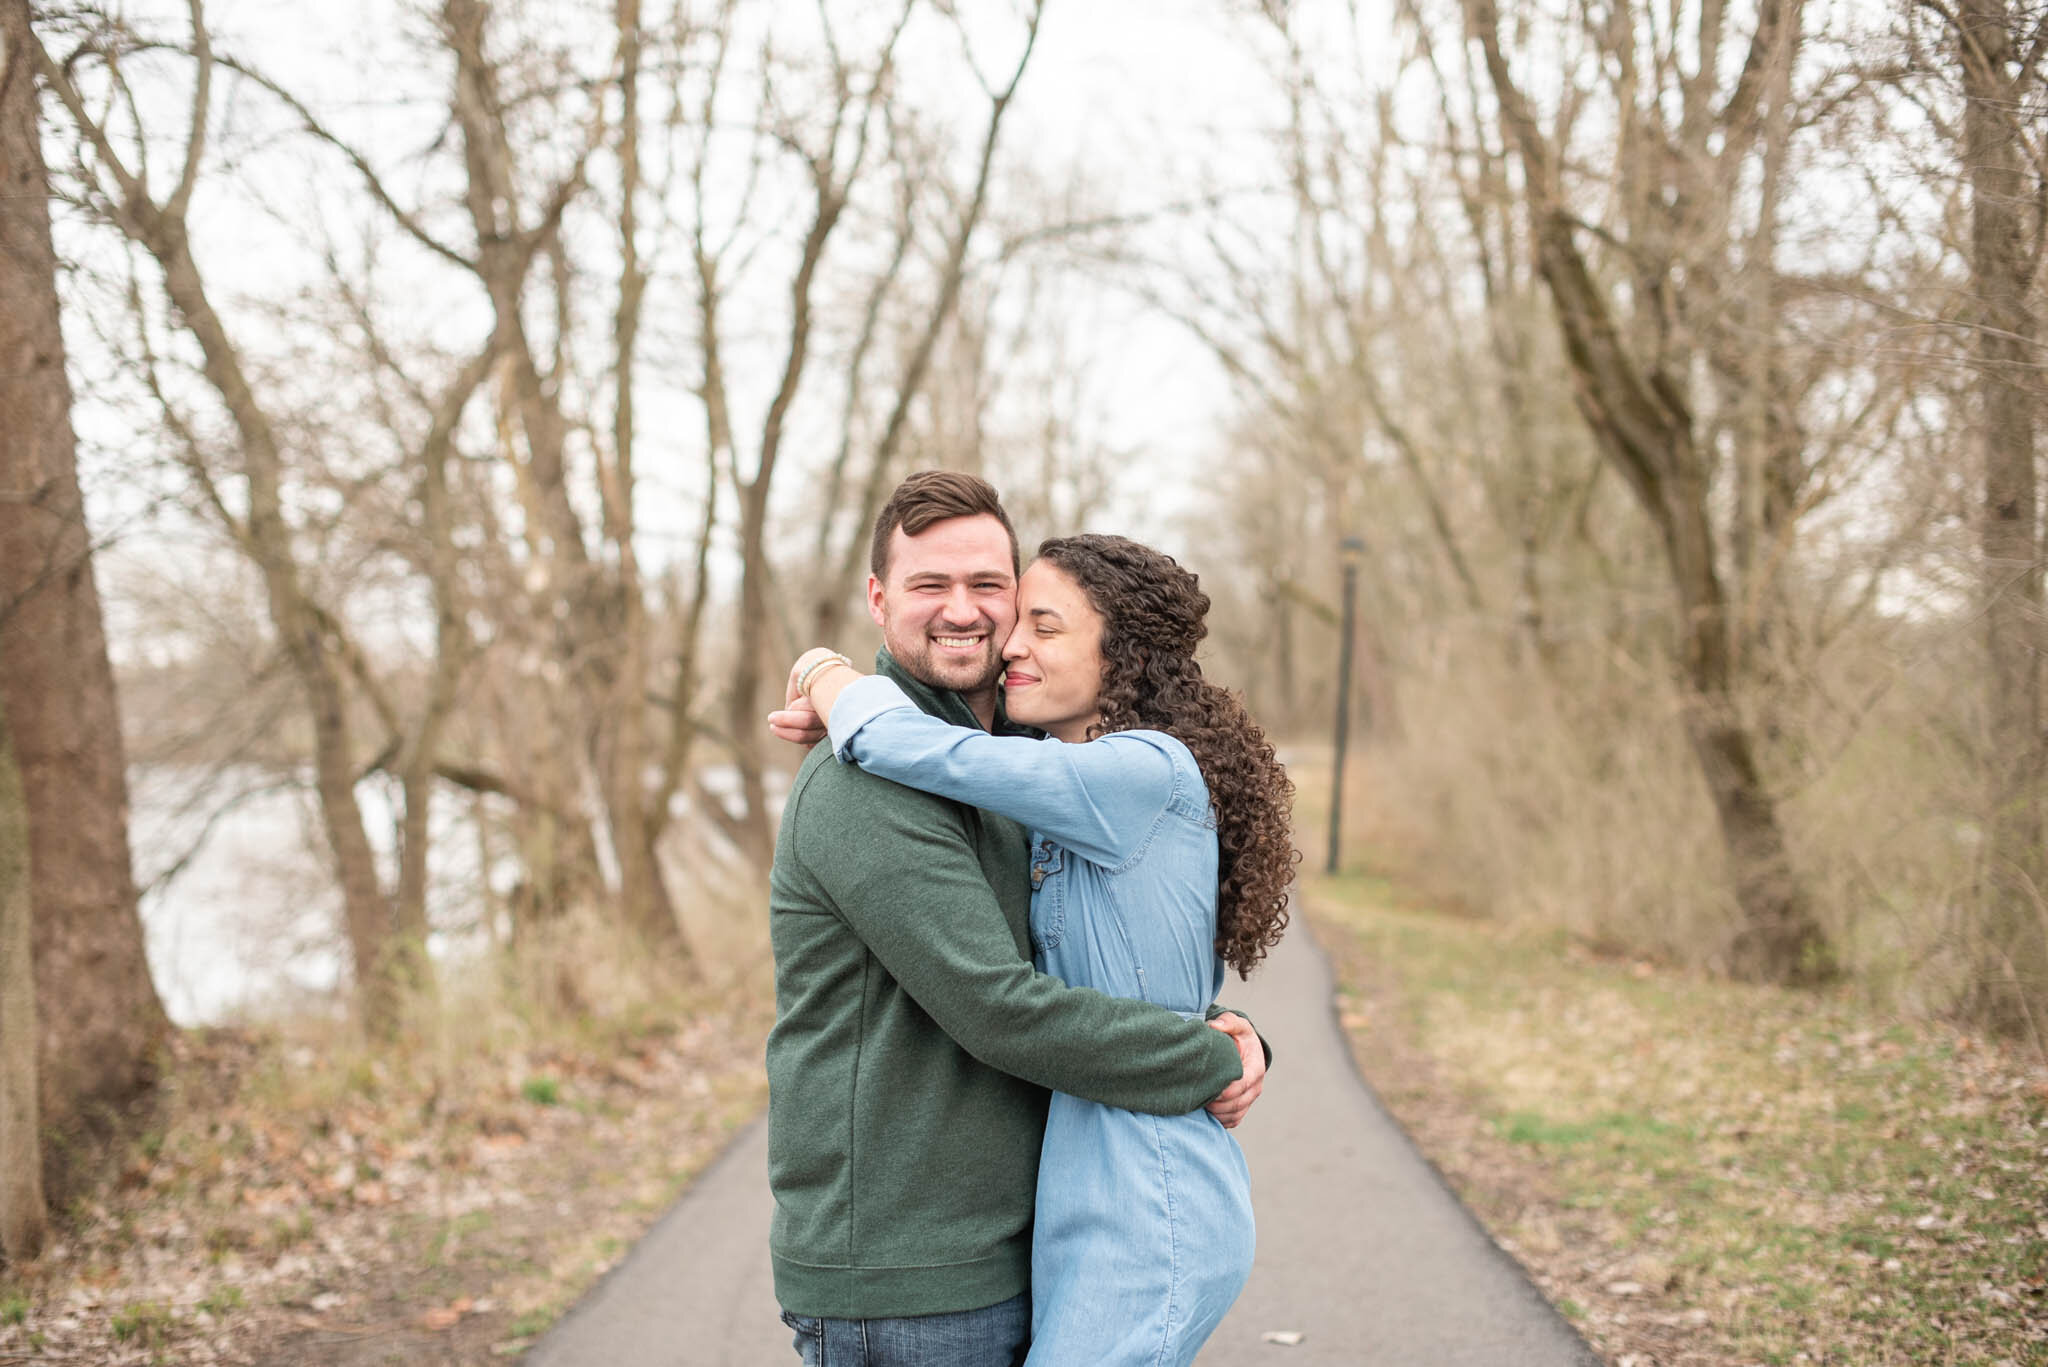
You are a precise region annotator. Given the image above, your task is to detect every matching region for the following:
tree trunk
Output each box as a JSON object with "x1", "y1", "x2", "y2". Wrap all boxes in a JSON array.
[
  {"x1": 1273, "y1": 586, "x2": 1296, "y2": 727},
  {"x1": 0, "y1": 3, "x2": 169, "y2": 1195},
  {"x1": 603, "y1": 0, "x2": 686, "y2": 954},
  {"x1": 723, "y1": 159, "x2": 850, "y2": 871},
  {"x1": 0, "y1": 693, "x2": 46, "y2": 1264},
  {"x1": 1725, "y1": 5, "x2": 1802, "y2": 690},
  {"x1": 1958, "y1": 0, "x2": 2046, "y2": 1032},
  {"x1": 1659, "y1": 458, "x2": 1817, "y2": 979},
  {"x1": 727, "y1": 477, "x2": 784, "y2": 870},
  {"x1": 388, "y1": 350, "x2": 497, "y2": 996}
]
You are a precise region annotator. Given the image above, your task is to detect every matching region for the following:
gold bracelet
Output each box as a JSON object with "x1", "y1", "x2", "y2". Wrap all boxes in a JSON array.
[{"x1": 797, "y1": 652, "x2": 853, "y2": 697}]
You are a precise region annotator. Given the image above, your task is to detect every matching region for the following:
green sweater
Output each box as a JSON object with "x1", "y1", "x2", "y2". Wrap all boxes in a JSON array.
[{"x1": 764, "y1": 651, "x2": 1245, "y2": 1320}]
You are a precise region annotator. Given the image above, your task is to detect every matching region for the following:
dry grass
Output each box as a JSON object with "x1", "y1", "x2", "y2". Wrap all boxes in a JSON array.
[
  {"x1": 1344, "y1": 626, "x2": 2041, "y2": 1030},
  {"x1": 1306, "y1": 854, "x2": 2048, "y2": 1366},
  {"x1": 0, "y1": 908, "x2": 773, "y2": 1365}
]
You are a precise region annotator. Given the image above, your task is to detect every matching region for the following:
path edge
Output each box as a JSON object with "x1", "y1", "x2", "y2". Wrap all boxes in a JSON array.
[
  {"x1": 1298, "y1": 902, "x2": 1604, "y2": 1365},
  {"x1": 518, "y1": 1108, "x2": 769, "y2": 1363}
]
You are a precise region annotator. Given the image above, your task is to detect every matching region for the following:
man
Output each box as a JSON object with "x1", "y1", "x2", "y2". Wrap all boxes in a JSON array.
[{"x1": 763, "y1": 471, "x2": 1265, "y2": 1366}]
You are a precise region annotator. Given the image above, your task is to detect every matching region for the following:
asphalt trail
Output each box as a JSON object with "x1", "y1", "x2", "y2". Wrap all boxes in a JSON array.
[{"x1": 524, "y1": 918, "x2": 1599, "y2": 1365}]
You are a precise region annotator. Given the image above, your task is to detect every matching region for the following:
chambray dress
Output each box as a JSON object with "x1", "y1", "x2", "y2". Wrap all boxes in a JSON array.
[{"x1": 827, "y1": 676, "x2": 1255, "y2": 1367}]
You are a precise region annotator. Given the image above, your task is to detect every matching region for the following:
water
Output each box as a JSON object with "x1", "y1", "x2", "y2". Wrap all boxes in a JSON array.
[
  {"x1": 129, "y1": 763, "x2": 777, "y2": 1026},
  {"x1": 130, "y1": 765, "x2": 504, "y2": 1026}
]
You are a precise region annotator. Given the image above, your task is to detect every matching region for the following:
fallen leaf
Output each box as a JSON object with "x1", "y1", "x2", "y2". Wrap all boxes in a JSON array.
[
  {"x1": 240, "y1": 1184, "x2": 302, "y2": 1211},
  {"x1": 1261, "y1": 1329, "x2": 1305, "y2": 1345}
]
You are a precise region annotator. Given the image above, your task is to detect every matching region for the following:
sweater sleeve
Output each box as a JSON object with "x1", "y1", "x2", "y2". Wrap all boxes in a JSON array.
[
  {"x1": 827, "y1": 675, "x2": 1180, "y2": 867},
  {"x1": 792, "y1": 778, "x2": 1241, "y2": 1114}
]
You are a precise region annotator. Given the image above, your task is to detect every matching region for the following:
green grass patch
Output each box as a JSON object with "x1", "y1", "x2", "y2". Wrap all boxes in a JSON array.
[
  {"x1": 1496, "y1": 1110, "x2": 1679, "y2": 1149},
  {"x1": 109, "y1": 1300, "x2": 178, "y2": 1345},
  {"x1": 1309, "y1": 864, "x2": 2048, "y2": 1366},
  {"x1": 421, "y1": 1209, "x2": 495, "y2": 1268},
  {"x1": 507, "y1": 1305, "x2": 555, "y2": 1338},
  {"x1": 196, "y1": 1285, "x2": 243, "y2": 1318},
  {"x1": 268, "y1": 1210, "x2": 315, "y2": 1250}
]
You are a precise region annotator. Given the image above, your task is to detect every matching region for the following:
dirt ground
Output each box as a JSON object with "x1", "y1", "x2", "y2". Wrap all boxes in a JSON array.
[{"x1": 0, "y1": 990, "x2": 774, "y2": 1367}]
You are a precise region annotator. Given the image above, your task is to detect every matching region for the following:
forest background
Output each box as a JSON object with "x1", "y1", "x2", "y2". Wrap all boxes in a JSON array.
[{"x1": 0, "y1": 0, "x2": 2040, "y2": 1339}]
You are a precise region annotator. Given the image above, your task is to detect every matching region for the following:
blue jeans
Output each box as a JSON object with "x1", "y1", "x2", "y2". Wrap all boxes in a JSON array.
[{"x1": 780, "y1": 1293, "x2": 1030, "y2": 1367}]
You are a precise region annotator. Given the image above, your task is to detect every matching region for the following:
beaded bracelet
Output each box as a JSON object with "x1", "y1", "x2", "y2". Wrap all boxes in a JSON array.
[{"x1": 796, "y1": 652, "x2": 854, "y2": 697}]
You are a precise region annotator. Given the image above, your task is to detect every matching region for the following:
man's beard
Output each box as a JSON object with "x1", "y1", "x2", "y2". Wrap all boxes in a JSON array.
[{"x1": 885, "y1": 621, "x2": 1005, "y2": 695}]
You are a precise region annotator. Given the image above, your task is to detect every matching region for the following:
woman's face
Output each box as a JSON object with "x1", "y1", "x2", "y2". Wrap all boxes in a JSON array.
[{"x1": 1000, "y1": 560, "x2": 1105, "y2": 743}]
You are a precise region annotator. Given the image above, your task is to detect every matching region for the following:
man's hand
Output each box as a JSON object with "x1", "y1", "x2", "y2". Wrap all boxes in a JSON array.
[
  {"x1": 1204, "y1": 1013, "x2": 1266, "y2": 1128},
  {"x1": 768, "y1": 697, "x2": 828, "y2": 747}
]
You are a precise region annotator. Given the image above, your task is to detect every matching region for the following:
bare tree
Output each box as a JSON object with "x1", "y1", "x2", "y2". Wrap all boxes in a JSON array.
[
  {"x1": 418, "y1": 0, "x2": 718, "y2": 952},
  {"x1": 602, "y1": 0, "x2": 667, "y2": 946},
  {"x1": 701, "y1": 3, "x2": 905, "y2": 864},
  {"x1": 804, "y1": 2, "x2": 1048, "y2": 644},
  {"x1": 0, "y1": 0, "x2": 167, "y2": 1198},
  {"x1": 682, "y1": 1, "x2": 1044, "y2": 862},
  {"x1": 31, "y1": 2, "x2": 460, "y2": 1033},
  {"x1": 1461, "y1": 0, "x2": 1833, "y2": 982},
  {"x1": 154, "y1": 3, "x2": 617, "y2": 951}
]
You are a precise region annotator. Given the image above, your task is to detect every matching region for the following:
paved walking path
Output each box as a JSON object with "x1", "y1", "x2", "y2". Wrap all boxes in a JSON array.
[{"x1": 524, "y1": 917, "x2": 1599, "y2": 1365}]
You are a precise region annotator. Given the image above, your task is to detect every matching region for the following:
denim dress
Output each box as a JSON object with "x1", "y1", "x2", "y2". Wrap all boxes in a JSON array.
[{"x1": 827, "y1": 676, "x2": 1255, "y2": 1367}]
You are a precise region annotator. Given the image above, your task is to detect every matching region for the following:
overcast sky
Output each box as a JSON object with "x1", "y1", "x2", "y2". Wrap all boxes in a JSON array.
[{"x1": 54, "y1": 0, "x2": 1330, "y2": 581}]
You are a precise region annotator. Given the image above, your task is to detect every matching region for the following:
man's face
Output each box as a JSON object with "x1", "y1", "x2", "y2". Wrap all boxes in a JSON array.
[{"x1": 867, "y1": 514, "x2": 1019, "y2": 695}]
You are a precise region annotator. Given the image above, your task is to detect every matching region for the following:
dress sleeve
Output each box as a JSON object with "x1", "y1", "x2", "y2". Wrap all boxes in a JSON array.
[
  {"x1": 827, "y1": 675, "x2": 1182, "y2": 868},
  {"x1": 789, "y1": 766, "x2": 1242, "y2": 1113}
]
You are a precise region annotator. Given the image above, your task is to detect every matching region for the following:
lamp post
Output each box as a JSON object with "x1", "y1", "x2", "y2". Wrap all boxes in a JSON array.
[{"x1": 1327, "y1": 536, "x2": 1364, "y2": 876}]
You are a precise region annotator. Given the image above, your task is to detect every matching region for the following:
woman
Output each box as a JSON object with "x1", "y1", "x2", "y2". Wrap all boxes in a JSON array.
[{"x1": 789, "y1": 533, "x2": 1295, "y2": 1367}]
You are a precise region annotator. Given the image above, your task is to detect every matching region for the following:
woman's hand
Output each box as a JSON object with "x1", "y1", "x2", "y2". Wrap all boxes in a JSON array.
[
  {"x1": 766, "y1": 648, "x2": 863, "y2": 745},
  {"x1": 768, "y1": 650, "x2": 855, "y2": 746},
  {"x1": 790, "y1": 648, "x2": 852, "y2": 699}
]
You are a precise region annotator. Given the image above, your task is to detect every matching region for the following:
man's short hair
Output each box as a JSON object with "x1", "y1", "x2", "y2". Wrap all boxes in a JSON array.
[{"x1": 869, "y1": 470, "x2": 1020, "y2": 582}]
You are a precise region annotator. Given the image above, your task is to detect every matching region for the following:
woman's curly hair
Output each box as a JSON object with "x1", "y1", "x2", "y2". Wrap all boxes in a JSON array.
[{"x1": 1036, "y1": 534, "x2": 1297, "y2": 977}]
